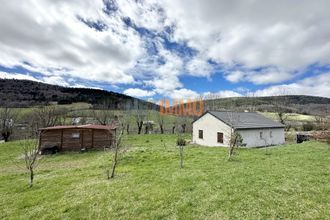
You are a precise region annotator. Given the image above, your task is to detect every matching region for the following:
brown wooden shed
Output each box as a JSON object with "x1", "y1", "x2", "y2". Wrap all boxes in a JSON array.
[{"x1": 39, "y1": 124, "x2": 117, "y2": 151}]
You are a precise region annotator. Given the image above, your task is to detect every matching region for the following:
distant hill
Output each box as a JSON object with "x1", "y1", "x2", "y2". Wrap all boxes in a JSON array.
[
  {"x1": 204, "y1": 95, "x2": 330, "y2": 116},
  {"x1": 1, "y1": 79, "x2": 329, "y2": 115},
  {"x1": 0, "y1": 79, "x2": 157, "y2": 109}
]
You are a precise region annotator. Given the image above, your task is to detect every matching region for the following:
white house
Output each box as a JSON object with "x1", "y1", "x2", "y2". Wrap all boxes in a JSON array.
[{"x1": 192, "y1": 111, "x2": 285, "y2": 147}]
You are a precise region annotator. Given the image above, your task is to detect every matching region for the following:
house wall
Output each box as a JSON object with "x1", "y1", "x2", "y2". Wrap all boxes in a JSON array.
[
  {"x1": 62, "y1": 129, "x2": 83, "y2": 150},
  {"x1": 93, "y1": 129, "x2": 113, "y2": 148},
  {"x1": 192, "y1": 113, "x2": 285, "y2": 147},
  {"x1": 192, "y1": 113, "x2": 232, "y2": 146},
  {"x1": 40, "y1": 129, "x2": 114, "y2": 150},
  {"x1": 40, "y1": 130, "x2": 61, "y2": 148},
  {"x1": 237, "y1": 128, "x2": 285, "y2": 147}
]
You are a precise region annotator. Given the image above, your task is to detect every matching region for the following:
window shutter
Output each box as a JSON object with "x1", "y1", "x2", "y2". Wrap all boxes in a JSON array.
[
  {"x1": 199, "y1": 130, "x2": 203, "y2": 139},
  {"x1": 217, "y1": 132, "x2": 223, "y2": 143}
]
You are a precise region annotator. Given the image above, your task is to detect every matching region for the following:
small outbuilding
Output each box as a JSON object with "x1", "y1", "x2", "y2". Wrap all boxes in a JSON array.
[
  {"x1": 192, "y1": 111, "x2": 285, "y2": 147},
  {"x1": 39, "y1": 124, "x2": 117, "y2": 152}
]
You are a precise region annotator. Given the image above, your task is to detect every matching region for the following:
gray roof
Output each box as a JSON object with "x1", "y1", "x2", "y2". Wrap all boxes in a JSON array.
[{"x1": 206, "y1": 111, "x2": 285, "y2": 129}]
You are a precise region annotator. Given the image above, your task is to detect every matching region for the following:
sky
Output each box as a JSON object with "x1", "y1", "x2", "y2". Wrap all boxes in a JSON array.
[{"x1": 0, "y1": 0, "x2": 330, "y2": 101}]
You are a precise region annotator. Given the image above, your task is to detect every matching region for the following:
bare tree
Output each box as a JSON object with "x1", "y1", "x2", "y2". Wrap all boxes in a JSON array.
[
  {"x1": 120, "y1": 111, "x2": 132, "y2": 135},
  {"x1": 122, "y1": 102, "x2": 133, "y2": 135},
  {"x1": 0, "y1": 107, "x2": 17, "y2": 142},
  {"x1": 93, "y1": 109, "x2": 116, "y2": 125},
  {"x1": 315, "y1": 115, "x2": 328, "y2": 131},
  {"x1": 171, "y1": 125, "x2": 175, "y2": 134},
  {"x1": 225, "y1": 111, "x2": 243, "y2": 160},
  {"x1": 21, "y1": 138, "x2": 41, "y2": 187},
  {"x1": 228, "y1": 131, "x2": 243, "y2": 160},
  {"x1": 177, "y1": 116, "x2": 191, "y2": 133},
  {"x1": 33, "y1": 106, "x2": 68, "y2": 129},
  {"x1": 157, "y1": 113, "x2": 165, "y2": 134},
  {"x1": 177, "y1": 136, "x2": 186, "y2": 168},
  {"x1": 107, "y1": 126, "x2": 125, "y2": 179},
  {"x1": 133, "y1": 108, "x2": 146, "y2": 134},
  {"x1": 247, "y1": 91, "x2": 257, "y2": 112},
  {"x1": 273, "y1": 89, "x2": 292, "y2": 129}
]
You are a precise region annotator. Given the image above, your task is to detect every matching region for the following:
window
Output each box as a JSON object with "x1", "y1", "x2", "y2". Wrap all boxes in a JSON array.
[
  {"x1": 270, "y1": 131, "x2": 273, "y2": 138},
  {"x1": 217, "y1": 132, "x2": 224, "y2": 143},
  {"x1": 260, "y1": 131, "x2": 263, "y2": 139},
  {"x1": 198, "y1": 130, "x2": 203, "y2": 139},
  {"x1": 72, "y1": 133, "x2": 80, "y2": 138}
]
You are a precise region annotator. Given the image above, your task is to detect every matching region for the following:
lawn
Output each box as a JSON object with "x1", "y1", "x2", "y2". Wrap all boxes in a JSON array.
[{"x1": 0, "y1": 135, "x2": 329, "y2": 219}]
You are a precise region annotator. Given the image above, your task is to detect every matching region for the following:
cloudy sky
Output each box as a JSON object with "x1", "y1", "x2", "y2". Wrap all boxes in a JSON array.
[{"x1": 0, "y1": 0, "x2": 330, "y2": 100}]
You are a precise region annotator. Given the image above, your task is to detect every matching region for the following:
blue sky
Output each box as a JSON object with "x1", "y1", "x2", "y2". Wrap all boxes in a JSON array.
[{"x1": 0, "y1": 0, "x2": 329, "y2": 101}]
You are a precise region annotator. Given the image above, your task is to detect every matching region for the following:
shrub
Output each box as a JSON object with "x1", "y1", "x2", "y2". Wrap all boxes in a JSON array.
[
  {"x1": 176, "y1": 137, "x2": 186, "y2": 146},
  {"x1": 302, "y1": 122, "x2": 315, "y2": 131}
]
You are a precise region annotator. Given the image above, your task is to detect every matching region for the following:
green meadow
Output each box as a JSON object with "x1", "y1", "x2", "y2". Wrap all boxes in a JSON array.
[{"x1": 0, "y1": 135, "x2": 329, "y2": 219}]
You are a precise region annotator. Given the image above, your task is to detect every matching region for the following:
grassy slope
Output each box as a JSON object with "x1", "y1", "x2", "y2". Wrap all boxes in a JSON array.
[
  {"x1": 0, "y1": 135, "x2": 329, "y2": 219},
  {"x1": 260, "y1": 112, "x2": 316, "y2": 122}
]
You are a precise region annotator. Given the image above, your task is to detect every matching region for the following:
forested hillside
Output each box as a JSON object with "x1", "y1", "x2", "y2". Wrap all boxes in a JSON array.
[{"x1": 0, "y1": 79, "x2": 157, "y2": 109}]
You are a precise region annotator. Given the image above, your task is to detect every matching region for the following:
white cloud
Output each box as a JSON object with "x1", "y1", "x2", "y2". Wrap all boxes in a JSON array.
[
  {"x1": 203, "y1": 90, "x2": 242, "y2": 98},
  {"x1": 70, "y1": 84, "x2": 103, "y2": 90},
  {"x1": 186, "y1": 57, "x2": 213, "y2": 77},
  {"x1": 1, "y1": 0, "x2": 330, "y2": 98},
  {"x1": 142, "y1": 41, "x2": 185, "y2": 94},
  {"x1": 252, "y1": 73, "x2": 330, "y2": 98},
  {"x1": 0, "y1": 0, "x2": 143, "y2": 84},
  {"x1": 225, "y1": 71, "x2": 245, "y2": 83},
  {"x1": 0, "y1": 71, "x2": 41, "y2": 82},
  {"x1": 42, "y1": 76, "x2": 70, "y2": 87},
  {"x1": 123, "y1": 88, "x2": 156, "y2": 97},
  {"x1": 225, "y1": 68, "x2": 296, "y2": 84},
  {"x1": 167, "y1": 88, "x2": 199, "y2": 100},
  {"x1": 162, "y1": 0, "x2": 330, "y2": 83},
  {"x1": 116, "y1": 0, "x2": 166, "y2": 32}
]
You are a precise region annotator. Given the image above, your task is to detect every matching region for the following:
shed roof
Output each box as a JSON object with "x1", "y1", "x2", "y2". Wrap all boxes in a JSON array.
[
  {"x1": 40, "y1": 124, "x2": 117, "y2": 131},
  {"x1": 196, "y1": 111, "x2": 285, "y2": 129}
]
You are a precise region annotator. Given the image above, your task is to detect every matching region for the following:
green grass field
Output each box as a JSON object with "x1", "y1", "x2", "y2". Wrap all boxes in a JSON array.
[
  {"x1": 0, "y1": 135, "x2": 329, "y2": 219},
  {"x1": 260, "y1": 112, "x2": 317, "y2": 122}
]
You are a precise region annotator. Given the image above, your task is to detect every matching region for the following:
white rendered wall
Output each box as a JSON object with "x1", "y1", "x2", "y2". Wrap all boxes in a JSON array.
[
  {"x1": 192, "y1": 113, "x2": 232, "y2": 146},
  {"x1": 192, "y1": 113, "x2": 285, "y2": 147},
  {"x1": 237, "y1": 128, "x2": 285, "y2": 147}
]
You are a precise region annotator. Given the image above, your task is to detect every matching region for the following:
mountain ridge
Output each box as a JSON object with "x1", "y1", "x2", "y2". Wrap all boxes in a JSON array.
[
  {"x1": 0, "y1": 79, "x2": 329, "y2": 115},
  {"x1": 0, "y1": 79, "x2": 157, "y2": 109}
]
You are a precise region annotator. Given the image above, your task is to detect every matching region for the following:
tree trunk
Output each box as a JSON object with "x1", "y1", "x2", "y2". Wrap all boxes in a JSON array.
[
  {"x1": 126, "y1": 124, "x2": 129, "y2": 135},
  {"x1": 179, "y1": 146, "x2": 184, "y2": 168},
  {"x1": 29, "y1": 167, "x2": 34, "y2": 188},
  {"x1": 228, "y1": 134, "x2": 238, "y2": 160},
  {"x1": 160, "y1": 124, "x2": 164, "y2": 134},
  {"x1": 110, "y1": 146, "x2": 119, "y2": 179},
  {"x1": 3, "y1": 135, "x2": 9, "y2": 142},
  {"x1": 278, "y1": 112, "x2": 285, "y2": 124},
  {"x1": 2, "y1": 132, "x2": 10, "y2": 142},
  {"x1": 181, "y1": 124, "x2": 186, "y2": 133},
  {"x1": 137, "y1": 121, "x2": 143, "y2": 134},
  {"x1": 144, "y1": 124, "x2": 148, "y2": 134},
  {"x1": 172, "y1": 126, "x2": 175, "y2": 134}
]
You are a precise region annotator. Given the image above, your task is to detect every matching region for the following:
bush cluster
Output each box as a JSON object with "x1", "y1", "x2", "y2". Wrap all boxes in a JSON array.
[
  {"x1": 176, "y1": 137, "x2": 186, "y2": 146},
  {"x1": 302, "y1": 122, "x2": 315, "y2": 131}
]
